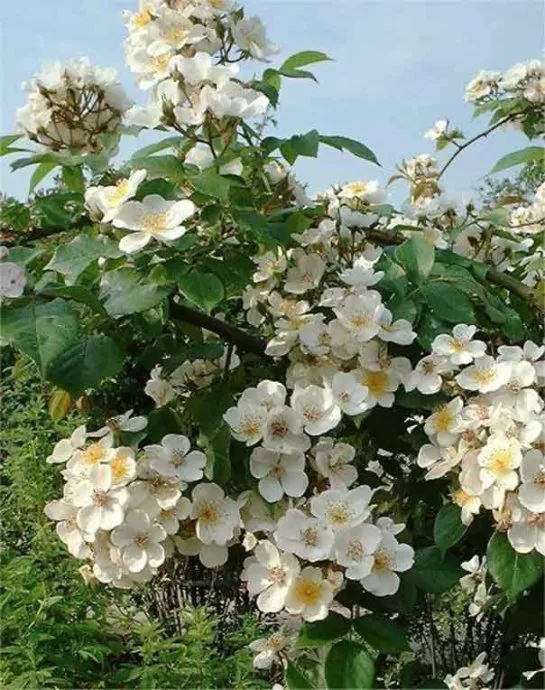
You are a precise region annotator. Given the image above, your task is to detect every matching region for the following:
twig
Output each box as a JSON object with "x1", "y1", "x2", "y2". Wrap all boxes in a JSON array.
[{"x1": 169, "y1": 298, "x2": 267, "y2": 356}]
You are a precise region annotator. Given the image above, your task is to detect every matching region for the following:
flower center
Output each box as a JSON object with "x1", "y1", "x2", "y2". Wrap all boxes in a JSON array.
[
  {"x1": 362, "y1": 370, "x2": 387, "y2": 397},
  {"x1": 267, "y1": 632, "x2": 286, "y2": 650},
  {"x1": 241, "y1": 418, "x2": 262, "y2": 437},
  {"x1": 293, "y1": 578, "x2": 322, "y2": 605},
  {"x1": 304, "y1": 406, "x2": 322, "y2": 423},
  {"x1": 489, "y1": 449, "x2": 512, "y2": 474},
  {"x1": 111, "y1": 456, "x2": 129, "y2": 481},
  {"x1": 373, "y1": 550, "x2": 391, "y2": 572},
  {"x1": 349, "y1": 314, "x2": 369, "y2": 328},
  {"x1": 107, "y1": 179, "x2": 129, "y2": 206},
  {"x1": 268, "y1": 566, "x2": 287, "y2": 585},
  {"x1": 92, "y1": 489, "x2": 109, "y2": 507},
  {"x1": 142, "y1": 211, "x2": 168, "y2": 233},
  {"x1": 302, "y1": 527, "x2": 318, "y2": 547},
  {"x1": 451, "y1": 337, "x2": 469, "y2": 353},
  {"x1": 171, "y1": 449, "x2": 186, "y2": 467},
  {"x1": 346, "y1": 540, "x2": 364, "y2": 561},
  {"x1": 198, "y1": 501, "x2": 219, "y2": 525},
  {"x1": 326, "y1": 502, "x2": 351, "y2": 526},
  {"x1": 83, "y1": 444, "x2": 105, "y2": 466},
  {"x1": 474, "y1": 369, "x2": 495, "y2": 385},
  {"x1": 534, "y1": 469, "x2": 545, "y2": 487},
  {"x1": 151, "y1": 55, "x2": 171, "y2": 73},
  {"x1": 270, "y1": 421, "x2": 288, "y2": 438},
  {"x1": 433, "y1": 406, "x2": 453, "y2": 433},
  {"x1": 134, "y1": 531, "x2": 149, "y2": 548}
]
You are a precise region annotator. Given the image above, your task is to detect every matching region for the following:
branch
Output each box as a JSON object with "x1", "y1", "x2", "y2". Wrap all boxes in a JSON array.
[
  {"x1": 169, "y1": 298, "x2": 267, "y2": 356},
  {"x1": 1, "y1": 218, "x2": 89, "y2": 246},
  {"x1": 437, "y1": 114, "x2": 517, "y2": 179}
]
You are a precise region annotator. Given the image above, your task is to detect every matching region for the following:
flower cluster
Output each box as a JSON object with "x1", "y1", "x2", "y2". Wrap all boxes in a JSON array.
[
  {"x1": 415, "y1": 329, "x2": 544, "y2": 554},
  {"x1": 44, "y1": 412, "x2": 216, "y2": 587},
  {"x1": 444, "y1": 652, "x2": 495, "y2": 690},
  {"x1": 123, "y1": 0, "x2": 270, "y2": 129},
  {"x1": 15, "y1": 58, "x2": 131, "y2": 153},
  {"x1": 465, "y1": 59, "x2": 545, "y2": 105}
]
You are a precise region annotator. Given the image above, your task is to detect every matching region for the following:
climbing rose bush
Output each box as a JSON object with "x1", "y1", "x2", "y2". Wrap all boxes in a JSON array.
[{"x1": 1, "y1": 1, "x2": 544, "y2": 688}]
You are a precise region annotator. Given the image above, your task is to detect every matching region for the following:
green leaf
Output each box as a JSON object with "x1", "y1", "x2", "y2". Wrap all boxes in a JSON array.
[
  {"x1": 100, "y1": 268, "x2": 168, "y2": 316},
  {"x1": 48, "y1": 335, "x2": 124, "y2": 397},
  {"x1": 490, "y1": 146, "x2": 544, "y2": 174},
  {"x1": 297, "y1": 613, "x2": 350, "y2": 648},
  {"x1": 1, "y1": 299, "x2": 79, "y2": 376},
  {"x1": 281, "y1": 51, "x2": 332, "y2": 72},
  {"x1": 45, "y1": 234, "x2": 121, "y2": 284},
  {"x1": 178, "y1": 271, "x2": 224, "y2": 312},
  {"x1": 408, "y1": 546, "x2": 463, "y2": 594},
  {"x1": 395, "y1": 238, "x2": 435, "y2": 283},
  {"x1": 62, "y1": 165, "x2": 85, "y2": 192},
  {"x1": 130, "y1": 136, "x2": 183, "y2": 161},
  {"x1": 487, "y1": 532, "x2": 543, "y2": 601},
  {"x1": 34, "y1": 195, "x2": 72, "y2": 229},
  {"x1": 319, "y1": 134, "x2": 380, "y2": 166},
  {"x1": 0, "y1": 134, "x2": 23, "y2": 155},
  {"x1": 285, "y1": 663, "x2": 316, "y2": 690},
  {"x1": 433, "y1": 504, "x2": 467, "y2": 552},
  {"x1": 353, "y1": 614, "x2": 410, "y2": 653},
  {"x1": 421, "y1": 284, "x2": 475, "y2": 324},
  {"x1": 190, "y1": 168, "x2": 232, "y2": 201},
  {"x1": 39, "y1": 285, "x2": 108, "y2": 316},
  {"x1": 135, "y1": 154, "x2": 183, "y2": 180},
  {"x1": 325, "y1": 641, "x2": 375, "y2": 690},
  {"x1": 280, "y1": 130, "x2": 320, "y2": 164},
  {"x1": 205, "y1": 425, "x2": 231, "y2": 486},
  {"x1": 29, "y1": 161, "x2": 57, "y2": 192}
]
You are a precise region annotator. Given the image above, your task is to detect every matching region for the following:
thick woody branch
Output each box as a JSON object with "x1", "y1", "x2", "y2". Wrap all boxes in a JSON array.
[{"x1": 169, "y1": 298, "x2": 267, "y2": 356}]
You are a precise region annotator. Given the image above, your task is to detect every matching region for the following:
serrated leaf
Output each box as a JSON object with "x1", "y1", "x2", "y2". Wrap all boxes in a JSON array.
[
  {"x1": 297, "y1": 613, "x2": 350, "y2": 648},
  {"x1": 39, "y1": 285, "x2": 107, "y2": 316},
  {"x1": 319, "y1": 134, "x2": 380, "y2": 166},
  {"x1": 178, "y1": 271, "x2": 224, "y2": 312},
  {"x1": 433, "y1": 504, "x2": 467, "y2": 552},
  {"x1": 45, "y1": 234, "x2": 121, "y2": 284},
  {"x1": 490, "y1": 146, "x2": 544, "y2": 174},
  {"x1": 100, "y1": 268, "x2": 168, "y2": 316},
  {"x1": 48, "y1": 335, "x2": 123, "y2": 397},
  {"x1": 1, "y1": 299, "x2": 79, "y2": 376},
  {"x1": 487, "y1": 532, "x2": 543, "y2": 601},
  {"x1": 353, "y1": 614, "x2": 410, "y2": 653},
  {"x1": 325, "y1": 641, "x2": 375, "y2": 690},
  {"x1": 395, "y1": 238, "x2": 435, "y2": 283}
]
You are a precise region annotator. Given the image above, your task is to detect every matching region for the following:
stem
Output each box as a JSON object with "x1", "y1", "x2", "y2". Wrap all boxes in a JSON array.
[
  {"x1": 169, "y1": 298, "x2": 267, "y2": 356},
  {"x1": 437, "y1": 114, "x2": 517, "y2": 179}
]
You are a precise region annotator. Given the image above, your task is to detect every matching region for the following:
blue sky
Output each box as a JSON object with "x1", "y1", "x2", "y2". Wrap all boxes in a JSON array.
[{"x1": 1, "y1": 0, "x2": 542, "y2": 202}]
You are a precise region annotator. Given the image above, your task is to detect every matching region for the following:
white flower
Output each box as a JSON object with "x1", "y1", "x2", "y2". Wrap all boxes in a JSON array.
[
  {"x1": 285, "y1": 566, "x2": 335, "y2": 621},
  {"x1": 406, "y1": 355, "x2": 451, "y2": 395},
  {"x1": 240, "y1": 380, "x2": 287, "y2": 411},
  {"x1": 250, "y1": 447, "x2": 308, "y2": 502},
  {"x1": 358, "y1": 367, "x2": 398, "y2": 408},
  {"x1": 109, "y1": 447, "x2": 138, "y2": 486},
  {"x1": 508, "y1": 509, "x2": 545, "y2": 556},
  {"x1": 91, "y1": 409, "x2": 147, "y2": 444},
  {"x1": 201, "y1": 80, "x2": 268, "y2": 119},
  {"x1": 314, "y1": 439, "x2": 358, "y2": 489},
  {"x1": 518, "y1": 450, "x2": 545, "y2": 513},
  {"x1": 465, "y1": 70, "x2": 500, "y2": 102},
  {"x1": 0, "y1": 262, "x2": 26, "y2": 298},
  {"x1": 455, "y1": 355, "x2": 511, "y2": 393},
  {"x1": 340, "y1": 258, "x2": 384, "y2": 289},
  {"x1": 169, "y1": 52, "x2": 234, "y2": 86},
  {"x1": 290, "y1": 384, "x2": 341, "y2": 436},
  {"x1": 128, "y1": 474, "x2": 181, "y2": 517},
  {"x1": 231, "y1": 16, "x2": 279, "y2": 61},
  {"x1": 253, "y1": 251, "x2": 287, "y2": 282},
  {"x1": 156, "y1": 497, "x2": 192, "y2": 535},
  {"x1": 338, "y1": 180, "x2": 385, "y2": 204},
  {"x1": 262, "y1": 406, "x2": 310, "y2": 454},
  {"x1": 144, "y1": 366, "x2": 177, "y2": 407},
  {"x1": 47, "y1": 425, "x2": 86, "y2": 464},
  {"x1": 460, "y1": 555, "x2": 486, "y2": 593},
  {"x1": 424, "y1": 398, "x2": 464, "y2": 446},
  {"x1": 249, "y1": 630, "x2": 292, "y2": 670},
  {"x1": 424, "y1": 119, "x2": 448, "y2": 141},
  {"x1": 331, "y1": 372, "x2": 369, "y2": 416},
  {"x1": 432, "y1": 324, "x2": 486, "y2": 365},
  {"x1": 334, "y1": 291, "x2": 385, "y2": 343},
  {"x1": 145, "y1": 434, "x2": 206, "y2": 482},
  {"x1": 334, "y1": 523, "x2": 382, "y2": 579},
  {"x1": 85, "y1": 169, "x2": 147, "y2": 223},
  {"x1": 111, "y1": 509, "x2": 167, "y2": 573},
  {"x1": 223, "y1": 400, "x2": 268, "y2": 446},
  {"x1": 44, "y1": 499, "x2": 91, "y2": 559},
  {"x1": 184, "y1": 141, "x2": 243, "y2": 176},
  {"x1": 478, "y1": 433, "x2": 522, "y2": 491},
  {"x1": 276, "y1": 508, "x2": 334, "y2": 562},
  {"x1": 175, "y1": 535, "x2": 229, "y2": 568},
  {"x1": 190, "y1": 483, "x2": 239, "y2": 545},
  {"x1": 494, "y1": 361, "x2": 540, "y2": 418},
  {"x1": 284, "y1": 252, "x2": 326, "y2": 294},
  {"x1": 112, "y1": 194, "x2": 196, "y2": 253},
  {"x1": 72, "y1": 465, "x2": 129, "y2": 534},
  {"x1": 242, "y1": 540, "x2": 300, "y2": 612},
  {"x1": 360, "y1": 532, "x2": 414, "y2": 596},
  {"x1": 310, "y1": 486, "x2": 373, "y2": 530},
  {"x1": 417, "y1": 443, "x2": 463, "y2": 480},
  {"x1": 378, "y1": 311, "x2": 416, "y2": 345}
]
